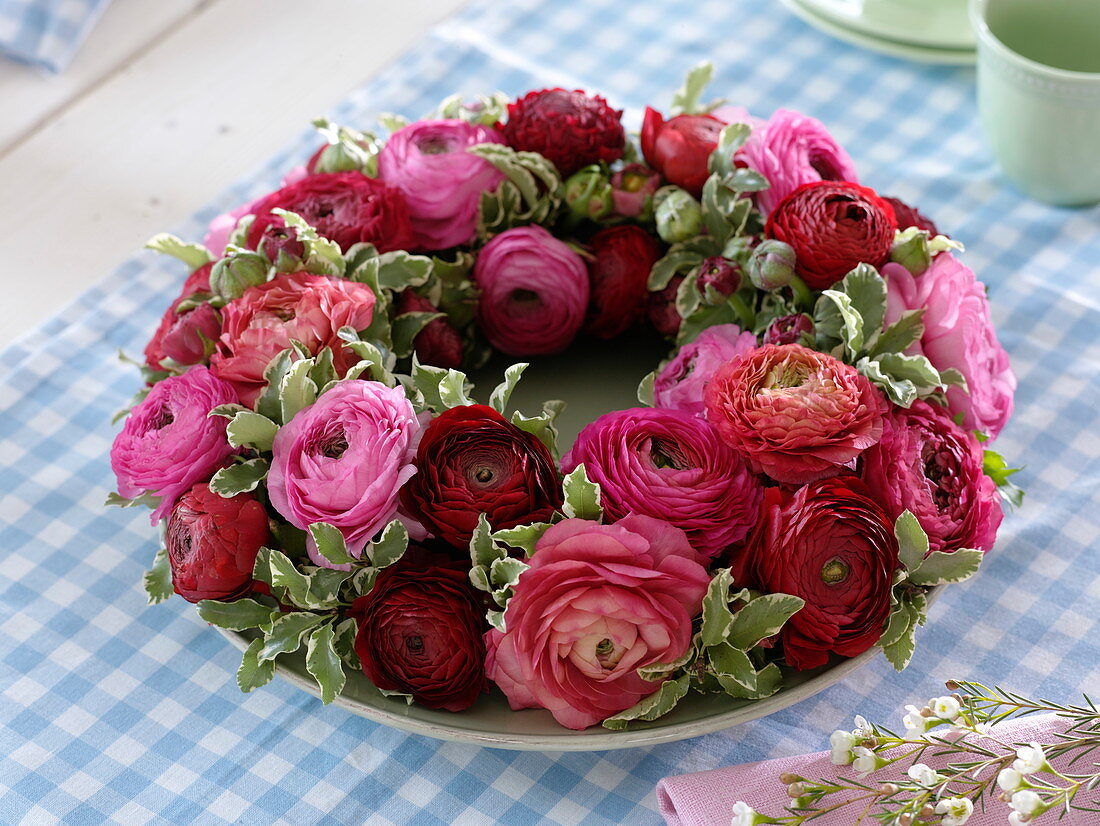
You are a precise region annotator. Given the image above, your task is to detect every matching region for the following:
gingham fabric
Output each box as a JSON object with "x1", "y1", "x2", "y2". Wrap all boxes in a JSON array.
[
  {"x1": 0, "y1": 0, "x2": 111, "y2": 71},
  {"x1": 1, "y1": 0, "x2": 1098, "y2": 823}
]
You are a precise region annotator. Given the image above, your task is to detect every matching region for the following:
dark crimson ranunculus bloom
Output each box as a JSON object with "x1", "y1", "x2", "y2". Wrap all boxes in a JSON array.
[
  {"x1": 350, "y1": 551, "x2": 487, "y2": 711},
  {"x1": 166, "y1": 482, "x2": 270, "y2": 603},
  {"x1": 501, "y1": 88, "x2": 625, "y2": 177},
  {"x1": 741, "y1": 475, "x2": 899, "y2": 670},
  {"x1": 764, "y1": 180, "x2": 897, "y2": 290},
  {"x1": 646, "y1": 274, "x2": 685, "y2": 338},
  {"x1": 144, "y1": 263, "x2": 217, "y2": 371},
  {"x1": 640, "y1": 108, "x2": 725, "y2": 195},
  {"x1": 396, "y1": 290, "x2": 465, "y2": 370},
  {"x1": 884, "y1": 195, "x2": 939, "y2": 237},
  {"x1": 400, "y1": 404, "x2": 562, "y2": 549},
  {"x1": 584, "y1": 225, "x2": 663, "y2": 339},
  {"x1": 245, "y1": 172, "x2": 416, "y2": 253}
]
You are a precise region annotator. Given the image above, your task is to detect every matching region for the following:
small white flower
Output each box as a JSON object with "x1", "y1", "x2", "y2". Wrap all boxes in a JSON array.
[
  {"x1": 830, "y1": 729, "x2": 857, "y2": 765},
  {"x1": 997, "y1": 767, "x2": 1024, "y2": 792},
  {"x1": 1013, "y1": 743, "x2": 1049, "y2": 775},
  {"x1": 934, "y1": 796, "x2": 974, "y2": 826},
  {"x1": 730, "y1": 801, "x2": 759, "y2": 826},
  {"x1": 906, "y1": 762, "x2": 943, "y2": 787},
  {"x1": 1008, "y1": 813, "x2": 1029, "y2": 826},
  {"x1": 931, "y1": 695, "x2": 961, "y2": 721},
  {"x1": 1010, "y1": 789, "x2": 1044, "y2": 816},
  {"x1": 902, "y1": 704, "x2": 930, "y2": 737},
  {"x1": 853, "y1": 715, "x2": 871, "y2": 736},
  {"x1": 852, "y1": 746, "x2": 881, "y2": 776}
]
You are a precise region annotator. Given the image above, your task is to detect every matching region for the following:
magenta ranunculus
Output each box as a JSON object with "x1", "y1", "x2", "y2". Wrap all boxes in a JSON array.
[
  {"x1": 740, "y1": 109, "x2": 858, "y2": 216},
  {"x1": 110, "y1": 366, "x2": 238, "y2": 523},
  {"x1": 473, "y1": 225, "x2": 589, "y2": 356},
  {"x1": 378, "y1": 120, "x2": 505, "y2": 250},
  {"x1": 267, "y1": 381, "x2": 422, "y2": 565},
  {"x1": 862, "y1": 400, "x2": 1003, "y2": 554},
  {"x1": 484, "y1": 515, "x2": 710, "y2": 729},
  {"x1": 563, "y1": 408, "x2": 763, "y2": 557},
  {"x1": 882, "y1": 254, "x2": 1016, "y2": 438},
  {"x1": 653, "y1": 324, "x2": 758, "y2": 416}
]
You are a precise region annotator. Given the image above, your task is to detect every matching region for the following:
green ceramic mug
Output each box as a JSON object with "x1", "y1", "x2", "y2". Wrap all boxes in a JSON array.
[{"x1": 970, "y1": 0, "x2": 1100, "y2": 206}]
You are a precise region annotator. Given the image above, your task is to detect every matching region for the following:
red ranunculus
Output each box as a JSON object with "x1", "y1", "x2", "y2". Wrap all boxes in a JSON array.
[
  {"x1": 884, "y1": 195, "x2": 939, "y2": 237},
  {"x1": 501, "y1": 88, "x2": 625, "y2": 177},
  {"x1": 245, "y1": 172, "x2": 415, "y2": 253},
  {"x1": 742, "y1": 476, "x2": 899, "y2": 670},
  {"x1": 400, "y1": 404, "x2": 562, "y2": 549},
  {"x1": 144, "y1": 264, "x2": 218, "y2": 370},
  {"x1": 640, "y1": 108, "x2": 725, "y2": 196},
  {"x1": 349, "y1": 550, "x2": 487, "y2": 711},
  {"x1": 396, "y1": 290, "x2": 465, "y2": 370},
  {"x1": 647, "y1": 274, "x2": 685, "y2": 338},
  {"x1": 584, "y1": 225, "x2": 663, "y2": 339},
  {"x1": 165, "y1": 482, "x2": 270, "y2": 603},
  {"x1": 765, "y1": 181, "x2": 897, "y2": 290}
]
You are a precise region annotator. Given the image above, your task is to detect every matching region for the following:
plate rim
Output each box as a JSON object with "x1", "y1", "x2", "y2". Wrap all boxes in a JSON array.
[{"x1": 795, "y1": 0, "x2": 976, "y2": 51}]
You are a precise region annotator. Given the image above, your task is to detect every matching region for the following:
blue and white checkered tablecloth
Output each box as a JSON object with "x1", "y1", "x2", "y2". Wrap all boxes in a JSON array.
[
  {"x1": 0, "y1": 0, "x2": 110, "y2": 71},
  {"x1": 2, "y1": 0, "x2": 1099, "y2": 823}
]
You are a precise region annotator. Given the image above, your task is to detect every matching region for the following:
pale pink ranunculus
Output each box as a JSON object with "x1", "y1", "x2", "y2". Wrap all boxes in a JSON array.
[
  {"x1": 739, "y1": 109, "x2": 858, "y2": 216},
  {"x1": 473, "y1": 225, "x2": 589, "y2": 356},
  {"x1": 882, "y1": 254, "x2": 1016, "y2": 438},
  {"x1": 267, "y1": 381, "x2": 422, "y2": 565},
  {"x1": 653, "y1": 324, "x2": 758, "y2": 416},
  {"x1": 210, "y1": 272, "x2": 375, "y2": 407},
  {"x1": 378, "y1": 119, "x2": 505, "y2": 250},
  {"x1": 563, "y1": 407, "x2": 763, "y2": 558},
  {"x1": 484, "y1": 515, "x2": 710, "y2": 729},
  {"x1": 202, "y1": 166, "x2": 308, "y2": 256},
  {"x1": 110, "y1": 366, "x2": 238, "y2": 524},
  {"x1": 862, "y1": 400, "x2": 1003, "y2": 554}
]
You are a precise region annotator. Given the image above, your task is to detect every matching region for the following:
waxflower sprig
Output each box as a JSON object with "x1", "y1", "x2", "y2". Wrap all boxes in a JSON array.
[{"x1": 731, "y1": 680, "x2": 1100, "y2": 825}]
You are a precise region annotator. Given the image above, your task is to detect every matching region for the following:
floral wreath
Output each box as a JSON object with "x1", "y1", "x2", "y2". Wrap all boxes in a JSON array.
[{"x1": 108, "y1": 64, "x2": 1021, "y2": 731}]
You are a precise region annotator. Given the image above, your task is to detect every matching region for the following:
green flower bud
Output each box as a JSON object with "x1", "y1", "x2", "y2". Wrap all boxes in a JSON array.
[
  {"x1": 890, "y1": 227, "x2": 933, "y2": 275},
  {"x1": 654, "y1": 187, "x2": 703, "y2": 243},
  {"x1": 749, "y1": 239, "x2": 796, "y2": 290},
  {"x1": 563, "y1": 165, "x2": 614, "y2": 221},
  {"x1": 210, "y1": 252, "x2": 270, "y2": 301}
]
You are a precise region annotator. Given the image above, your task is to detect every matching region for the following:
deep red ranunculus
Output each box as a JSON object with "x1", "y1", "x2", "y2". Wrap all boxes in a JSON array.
[
  {"x1": 145, "y1": 264, "x2": 218, "y2": 370},
  {"x1": 647, "y1": 274, "x2": 685, "y2": 338},
  {"x1": 640, "y1": 108, "x2": 725, "y2": 196},
  {"x1": 741, "y1": 475, "x2": 899, "y2": 670},
  {"x1": 765, "y1": 181, "x2": 897, "y2": 290},
  {"x1": 349, "y1": 551, "x2": 487, "y2": 711},
  {"x1": 501, "y1": 88, "x2": 625, "y2": 177},
  {"x1": 245, "y1": 172, "x2": 416, "y2": 253},
  {"x1": 165, "y1": 482, "x2": 270, "y2": 603},
  {"x1": 400, "y1": 404, "x2": 562, "y2": 549},
  {"x1": 884, "y1": 195, "x2": 939, "y2": 237},
  {"x1": 396, "y1": 290, "x2": 464, "y2": 370},
  {"x1": 584, "y1": 225, "x2": 663, "y2": 339}
]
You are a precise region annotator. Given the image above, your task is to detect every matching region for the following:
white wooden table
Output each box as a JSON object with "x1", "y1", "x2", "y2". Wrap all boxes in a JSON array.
[{"x1": 0, "y1": 0, "x2": 467, "y2": 350}]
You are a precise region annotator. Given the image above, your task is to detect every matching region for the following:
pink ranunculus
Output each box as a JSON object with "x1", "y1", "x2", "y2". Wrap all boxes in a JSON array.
[
  {"x1": 704, "y1": 344, "x2": 888, "y2": 484},
  {"x1": 210, "y1": 272, "x2": 376, "y2": 407},
  {"x1": 484, "y1": 515, "x2": 710, "y2": 729},
  {"x1": 267, "y1": 381, "x2": 422, "y2": 565},
  {"x1": 473, "y1": 225, "x2": 589, "y2": 356},
  {"x1": 863, "y1": 400, "x2": 1003, "y2": 554},
  {"x1": 882, "y1": 254, "x2": 1016, "y2": 438},
  {"x1": 653, "y1": 324, "x2": 758, "y2": 416},
  {"x1": 740, "y1": 109, "x2": 859, "y2": 216},
  {"x1": 563, "y1": 408, "x2": 763, "y2": 557},
  {"x1": 110, "y1": 366, "x2": 238, "y2": 523},
  {"x1": 378, "y1": 119, "x2": 505, "y2": 251}
]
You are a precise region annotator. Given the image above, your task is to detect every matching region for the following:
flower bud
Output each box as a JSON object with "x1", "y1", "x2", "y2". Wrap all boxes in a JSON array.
[
  {"x1": 890, "y1": 226, "x2": 933, "y2": 275},
  {"x1": 786, "y1": 782, "x2": 806, "y2": 798},
  {"x1": 563, "y1": 165, "x2": 614, "y2": 221},
  {"x1": 698, "y1": 256, "x2": 741, "y2": 299},
  {"x1": 945, "y1": 679, "x2": 960, "y2": 690},
  {"x1": 258, "y1": 225, "x2": 306, "y2": 271},
  {"x1": 764, "y1": 313, "x2": 814, "y2": 346},
  {"x1": 778, "y1": 773, "x2": 802, "y2": 785},
  {"x1": 654, "y1": 187, "x2": 703, "y2": 243},
  {"x1": 879, "y1": 783, "x2": 899, "y2": 795},
  {"x1": 610, "y1": 163, "x2": 661, "y2": 220},
  {"x1": 749, "y1": 239, "x2": 796, "y2": 290},
  {"x1": 209, "y1": 252, "x2": 269, "y2": 301}
]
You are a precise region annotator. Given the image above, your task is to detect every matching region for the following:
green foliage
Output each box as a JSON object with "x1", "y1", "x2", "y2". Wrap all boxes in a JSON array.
[
  {"x1": 143, "y1": 547, "x2": 173, "y2": 605},
  {"x1": 470, "y1": 144, "x2": 563, "y2": 239},
  {"x1": 561, "y1": 465, "x2": 603, "y2": 521}
]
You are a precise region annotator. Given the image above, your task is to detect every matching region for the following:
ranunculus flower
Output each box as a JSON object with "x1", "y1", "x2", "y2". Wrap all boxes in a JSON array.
[
  {"x1": 584, "y1": 225, "x2": 663, "y2": 339},
  {"x1": 473, "y1": 225, "x2": 589, "y2": 356},
  {"x1": 349, "y1": 550, "x2": 487, "y2": 711},
  {"x1": 884, "y1": 195, "x2": 939, "y2": 236},
  {"x1": 882, "y1": 255, "x2": 1016, "y2": 438},
  {"x1": 144, "y1": 264, "x2": 218, "y2": 370},
  {"x1": 563, "y1": 408, "x2": 763, "y2": 557},
  {"x1": 765, "y1": 181, "x2": 897, "y2": 290},
  {"x1": 401, "y1": 404, "x2": 561, "y2": 549},
  {"x1": 377, "y1": 120, "x2": 505, "y2": 250},
  {"x1": 395, "y1": 290, "x2": 464, "y2": 370},
  {"x1": 610, "y1": 163, "x2": 661, "y2": 219},
  {"x1": 739, "y1": 109, "x2": 858, "y2": 216},
  {"x1": 166, "y1": 482, "x2": 270, "y2": 602},
  {"x1": 500, "y1": 88, "x2": 625, "y2": 177},
  {"x1": 110, "y1": 366, "x2": 238, "y2": 523},
  {"x1": 862, "y1": 400, "x2": 1003, "y2": 554},
  {"x1": 654, "y1": 323, "x2": 758, "y2": 416},
  {"x1": 202, "y1": 166, "x2": 308, "y2": 256},
  {"x1": 244, "y1": 172, "x2": 416, "y2": 253},
  {"x1": 267, "y1": 381, "x2": 421, "y2": 564},
  {"x1": 485, "y1": 515, "x2": 710, "y2": 729},
  {"x1": 763, "y1": 313, "x2": 814, "y2": 346},
  {"x1": 640, "y1": 108, "x2": 724, "y2": 196},
  {"x1": 646, "y1": 274, "x2": 685, "y2": 338},
  {"x1": 743, "y1": 476, "x2": 899, "y2": 670},
  {"x1": 210, "y1": 272, "x2": 376, "y2": 407},
  {"x1": 704, "y1": 343, "x2": 887, "y2": 484}
]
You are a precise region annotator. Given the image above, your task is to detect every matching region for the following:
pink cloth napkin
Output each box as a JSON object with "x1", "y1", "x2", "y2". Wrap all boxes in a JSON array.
[{"x1": 657, "y1": 714, "x2": 1092, "y2": 825}]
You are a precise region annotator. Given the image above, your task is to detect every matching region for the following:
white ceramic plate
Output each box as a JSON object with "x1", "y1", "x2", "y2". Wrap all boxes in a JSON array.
[{"x1": 796, "y1": 0, "x2": 975, "y2": 50}]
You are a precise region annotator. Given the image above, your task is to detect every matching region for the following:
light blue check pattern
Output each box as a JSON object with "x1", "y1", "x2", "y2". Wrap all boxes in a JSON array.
[
  {"x1": 0, "y1": 0, "x2": 110, "y2": 71},
  {"x1": 2, "y1": 0, "x2": 1099, "y2": 822}
]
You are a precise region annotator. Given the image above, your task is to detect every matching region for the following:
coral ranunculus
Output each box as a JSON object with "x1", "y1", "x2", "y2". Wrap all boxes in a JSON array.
[
  {"x1": 485, "y1": 515, "x2": 710, "y2": 729},
  {"x1": 501, "y1": 88, "x2": 625, "y2": 177},
  {"x1": 584, "y1": 225, "x2": 663, "y2": 339},
  {"x1": 653, "y1": 323, "x2": 758, "y2": 416},
  {"x1": 744, "y1": 476, "x2": 899, "y2": 670},
  {"x1": 704, "y1": 343, "x2": 887, "y2": 484},
  {"x1": 640, "y1": 108, "x2": 725, "y2": 196},
  {"x1": 400, "y1": 404, "x2": 561, "y2": 550}
]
